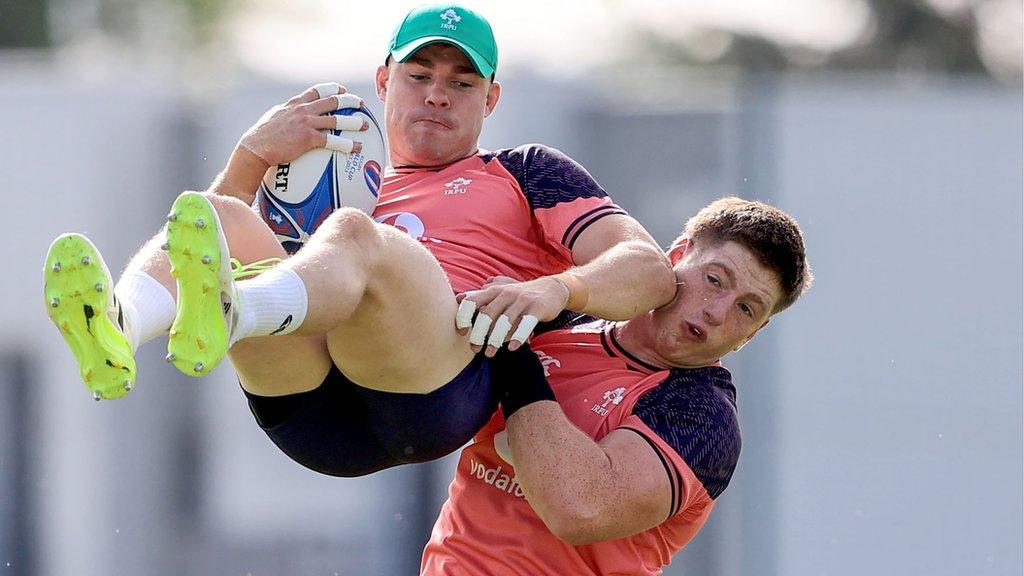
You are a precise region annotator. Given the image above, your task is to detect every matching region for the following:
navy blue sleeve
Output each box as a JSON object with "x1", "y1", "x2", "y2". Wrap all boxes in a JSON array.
[
  {"x1": 492, "y1": 144, "x2": 612, "y2": 209},
  {"x1": 491, "y1": 144, "x2": 628, "y2": 251},
  {"x1": 631, "y1": 367, "x2": 741, "y2": 502}
]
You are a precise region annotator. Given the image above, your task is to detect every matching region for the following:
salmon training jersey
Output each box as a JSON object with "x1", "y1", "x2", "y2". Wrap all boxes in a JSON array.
[
  {"x1": 372, "y1": 145, "x2": 626, "y2": 293},
  {"x1": 421, "y1": 319, "x2": 742, "y2": 576}
]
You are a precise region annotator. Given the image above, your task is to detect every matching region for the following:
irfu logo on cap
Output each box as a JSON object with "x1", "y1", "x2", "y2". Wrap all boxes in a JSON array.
[{"x1": 440, "y1": 8, "x2": 461, "y2": 30}]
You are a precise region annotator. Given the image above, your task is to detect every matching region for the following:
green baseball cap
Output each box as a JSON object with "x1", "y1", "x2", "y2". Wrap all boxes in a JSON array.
[{"x1": 388, "y1": 4, "x2": 498, "y2": 77}]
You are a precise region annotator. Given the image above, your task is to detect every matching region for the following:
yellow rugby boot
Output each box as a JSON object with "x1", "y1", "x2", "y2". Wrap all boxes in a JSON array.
[
  {"x1": 43, "y1": 234, "x2": 136, "y2": 400},
  {"x1": 163, "y1": 192, "x2": 235, "y2": 377}
]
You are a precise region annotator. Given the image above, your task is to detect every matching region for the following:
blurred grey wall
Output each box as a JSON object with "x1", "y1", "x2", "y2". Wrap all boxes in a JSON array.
[
  {"x1": 1, "y1": 62, "x2": 1021, "y2": 576},
  {"x1": 748, "y1": 75, "x2": 1022, "y2": 575}
]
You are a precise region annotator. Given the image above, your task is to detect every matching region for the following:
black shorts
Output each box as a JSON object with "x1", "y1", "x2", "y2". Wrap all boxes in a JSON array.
[{"x1": 244, "y1": 354, "x2": 496, "y2": 477}]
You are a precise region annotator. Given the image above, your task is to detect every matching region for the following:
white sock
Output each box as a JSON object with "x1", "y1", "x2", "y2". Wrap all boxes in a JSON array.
[
  {"x1": 113, "y1": 271, "x2": 176, "y2": 352},
  {"x1": 231, "y1": 267, "x2": 308, "y2": 346}
]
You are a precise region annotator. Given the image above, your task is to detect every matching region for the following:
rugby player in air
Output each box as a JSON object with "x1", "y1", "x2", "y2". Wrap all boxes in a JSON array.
[{"x1": 43, "y1": 3, "x2": 676, "y2": 476}]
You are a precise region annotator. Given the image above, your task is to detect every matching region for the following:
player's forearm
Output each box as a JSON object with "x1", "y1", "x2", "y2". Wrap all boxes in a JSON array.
[
  {"x1": 207, "y1": 144, "x2": 269, "y2": 205},
  {"x1": 506, "y1": 402, "x2": 628, "y2": 545},
  {"x1": 563, "y1": 240, "x2": 675, "y2": 320},
  {"x1": 495, "y1": 346, "x2": 663, "y2": 543}
]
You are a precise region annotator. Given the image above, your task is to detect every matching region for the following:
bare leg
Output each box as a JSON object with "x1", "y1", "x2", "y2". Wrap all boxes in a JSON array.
[
  {"x1": 124, "y1": 194, "x2": 334, "y2": 397},
  {"x1": 145, "y1": 192, "x2": 472, "y2": 397},
  {"x1": 230, "y1": 205, "x2": 475, "y2": 395}
]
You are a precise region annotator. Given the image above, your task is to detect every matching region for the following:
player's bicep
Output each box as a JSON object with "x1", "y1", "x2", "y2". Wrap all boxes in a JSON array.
[
  {"x1": 592, "y1": 427, "x2": 675, "y2": 538},
  {"x1": 569, "y1": 213, "x2": 661, "y2": 265}
]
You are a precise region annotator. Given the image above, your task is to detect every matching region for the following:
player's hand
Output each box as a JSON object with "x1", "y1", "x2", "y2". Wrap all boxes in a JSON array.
[
  {"x1": 237, "y1": 82, "x2": 368, "y2": 167},
  {"x1": 455, "y1": 275, "x2": 570, "y2": 358}
]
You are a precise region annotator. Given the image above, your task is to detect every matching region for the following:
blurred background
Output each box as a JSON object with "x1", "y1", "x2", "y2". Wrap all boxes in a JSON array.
[{"x1": 1, "y1": 0, "x2": 1021, "y2": 574}]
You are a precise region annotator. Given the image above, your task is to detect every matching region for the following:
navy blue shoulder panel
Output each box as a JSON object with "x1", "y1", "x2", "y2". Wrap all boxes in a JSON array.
[
  {"x1": 488, "y1": 144, "x2": 609, "y2": 210},
  {"x1": 632, "y1": 367, "x2": 741, "y2": 500}
]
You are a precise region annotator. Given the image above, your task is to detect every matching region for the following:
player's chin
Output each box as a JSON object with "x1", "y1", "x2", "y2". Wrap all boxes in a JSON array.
[
  {"x1": 666, "y1": 343, "x2": 723, "y2": 369},
  {"x1": 406, "y1": 139, "x2": 464, "y2": 165}
]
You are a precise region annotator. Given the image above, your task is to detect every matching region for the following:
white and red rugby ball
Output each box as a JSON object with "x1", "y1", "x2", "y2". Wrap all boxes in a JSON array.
[{"x1": 257, "y1": 104, "x2": 386, "y2": 254}]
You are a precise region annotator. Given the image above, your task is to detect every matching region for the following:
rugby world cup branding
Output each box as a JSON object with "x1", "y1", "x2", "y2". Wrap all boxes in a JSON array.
[
  {"x1": 273, "y1": 163, "x2": 290, "y2": 192},
  {"x1": 363, "y1": 160, "x2": 382, "y2": 197}
]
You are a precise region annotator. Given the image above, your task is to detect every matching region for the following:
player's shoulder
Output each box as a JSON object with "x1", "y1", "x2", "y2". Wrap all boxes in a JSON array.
[
  {"x1": 483, "y1": 143, "x2": 576, "y2": 170},
  {"x1": 484, "y1": 143, "x2": 594, "y2": 187},
  {"x1": 482, "y1": 144, "x2": 608, "y2": 209},
  {"x1": 665, "y1": 366, "x2": 735, "y2": 403},
  {"x1": 632, "y1": 366, "x2": 740, "y2": 499},
  {"x1": 636, "y1": 366, "x2": 738, "y2": 429}
]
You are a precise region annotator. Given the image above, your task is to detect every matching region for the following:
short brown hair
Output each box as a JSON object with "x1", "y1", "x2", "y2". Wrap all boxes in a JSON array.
[{"x1": 682, "y1": 197, "x2": 812, "y2": 314}]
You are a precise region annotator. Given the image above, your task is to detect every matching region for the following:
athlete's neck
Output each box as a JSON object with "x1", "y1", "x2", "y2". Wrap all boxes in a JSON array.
[
  {"x1": 612, "y1": 317, "x2": 674, "y2": 371},
  {"x1": 390, "y1": 149, "x2": 479, "y2": 171}
]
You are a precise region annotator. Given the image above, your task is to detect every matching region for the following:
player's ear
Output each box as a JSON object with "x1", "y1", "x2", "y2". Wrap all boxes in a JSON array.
[
  {"x1": 667, "y1": 237, "x2": 690, "y2": 265},
  {"x1": 375, "y1": 65, "x2": 389, "y2": 101},
  {"x1": 484, "y1": 80, "x2": 500, "y2": 117}
]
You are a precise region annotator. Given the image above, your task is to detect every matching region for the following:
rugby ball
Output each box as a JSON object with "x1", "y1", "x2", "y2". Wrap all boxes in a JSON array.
[{"x1": 257, "y1": 104, "x2": 386, "y2": 254}]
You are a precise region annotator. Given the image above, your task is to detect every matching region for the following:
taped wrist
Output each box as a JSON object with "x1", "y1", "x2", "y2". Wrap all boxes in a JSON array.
[
  {"x1": 551, "y1": 272, "x2": 589, "y2": 312},
  {"x1": 235, "y1": 140, "x2": 271, "y2": 169},
  {"x1": 491, "y1": 345, "x2": 555, "y2": 420}
]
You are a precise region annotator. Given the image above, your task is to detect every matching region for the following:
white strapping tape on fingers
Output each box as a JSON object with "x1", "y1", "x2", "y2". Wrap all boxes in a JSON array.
[
  {"x1": 486, "y1": 315, "x2": 514, "y2": 349},
  {"x1": 455, "y1": 299, "x2": 476, "y2": 330},
  {"x1": 334, "y1": 93, "x2": 363, "y2": 110},
  {"x1": 325, "y1": 134, "x2": 355, "y2": 153},
  {"x1": 313, "y1": 82, "x2": 342, "y2": 99},
  {"x1": 334, "y1": 115, "x2": 365, "y2": 131},
  {"x1": 510, "y1": 315, "x2": 539, "y2": 345},
  {"x1": 469, "y1": 313, "x2": 493, "y2": 346}
]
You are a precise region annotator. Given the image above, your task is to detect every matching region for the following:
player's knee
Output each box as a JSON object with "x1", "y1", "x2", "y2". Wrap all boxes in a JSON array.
[
  {"x1": 322, "y1": 207, "x2": 374, "y2": 233},
  {"x1": 204, "y1": 192, "x2": 262, "y2": 232},
  {"x1": 318, "y1": 208, "x2": 382, "y2": 257},
  {"x1": 200, "y1": 192, "x2": 286, "y2": 260}
]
